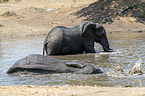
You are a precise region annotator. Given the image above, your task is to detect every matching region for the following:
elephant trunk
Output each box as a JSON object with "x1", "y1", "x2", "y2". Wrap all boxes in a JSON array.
[{"x1": 100, "y1": 38, "x2": 112, "y2": 52}]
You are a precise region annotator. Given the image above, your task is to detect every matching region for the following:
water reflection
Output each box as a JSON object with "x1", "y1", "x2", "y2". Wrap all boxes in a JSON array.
[{"x1": 0, "y1": 35, "x2": 145, "y2": 87}]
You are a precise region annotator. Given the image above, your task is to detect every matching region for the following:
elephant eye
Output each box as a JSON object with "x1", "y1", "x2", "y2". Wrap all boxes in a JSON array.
[
  {"x1": 101, "y1": 33, "x2": 106, "y2": 38},
  {"x1": 95, "y1": 30, "x2": 103, "y2": 37},
  {"x1": 96, "y1": 33, "x2": 102, "y2": 38}
]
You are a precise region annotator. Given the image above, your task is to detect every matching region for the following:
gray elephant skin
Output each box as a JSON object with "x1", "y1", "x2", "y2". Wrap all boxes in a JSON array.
[
  {"x1": 43, "y1": 21, "x2": 112, "y2": 55},
  {"x1": 7, "y1": 54, "x2": 103, "y2": 74}
]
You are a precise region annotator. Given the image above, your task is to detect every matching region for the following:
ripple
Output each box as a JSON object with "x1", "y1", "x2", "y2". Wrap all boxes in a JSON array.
[{"x1": 0, "y1": 36, "x2": 145, "y2": 87}]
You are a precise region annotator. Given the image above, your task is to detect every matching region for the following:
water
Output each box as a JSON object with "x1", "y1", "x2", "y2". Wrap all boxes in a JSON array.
[{"x1": 0, "y1": 35, "x2": 145, "y2": 87}]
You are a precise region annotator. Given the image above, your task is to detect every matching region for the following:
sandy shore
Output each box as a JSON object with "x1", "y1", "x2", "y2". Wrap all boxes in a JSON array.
[
  {"x1": 0, "y1": 85, "x2": 145, "y2": 96},
  {"x1": 0, "y1": 0, "x2": 145, "y2": 38}
]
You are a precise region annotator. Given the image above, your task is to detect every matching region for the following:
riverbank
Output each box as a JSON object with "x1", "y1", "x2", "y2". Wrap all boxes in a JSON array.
[
  {"x1": 0, "y1": 0, "x2": 94, "y2": 38},
  {"x1": 0, "y1": 85, "x2": 145, "y2": 96},
  {"x1": 0, "y1": 0, "x2": 145, "y2": 38}
]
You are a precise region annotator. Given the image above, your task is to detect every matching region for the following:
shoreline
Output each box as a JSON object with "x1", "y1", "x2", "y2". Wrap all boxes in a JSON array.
[
  {"x1": 0, "y1": 31, "x2": 145, "y2": 40},
  {"x1": 0, "y1": 85, "x2": 145, "y2": 96}
]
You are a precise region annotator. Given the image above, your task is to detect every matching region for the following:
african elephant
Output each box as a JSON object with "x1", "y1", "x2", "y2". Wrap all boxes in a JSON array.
[
  {"x1": 7, "y1": 54, "x2": 103, "y2": 74},
  {"x1": 43, "y1": 21, "x2": 112, "y2": 55}
]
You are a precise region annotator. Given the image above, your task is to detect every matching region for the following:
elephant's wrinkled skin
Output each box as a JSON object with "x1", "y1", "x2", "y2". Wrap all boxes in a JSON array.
[
  {"x1": 7, "y1": 54, "x2": 103, "y2": 74},
  {"x1": 43, "y1": 21, "x2": 112, "y2": 55}
]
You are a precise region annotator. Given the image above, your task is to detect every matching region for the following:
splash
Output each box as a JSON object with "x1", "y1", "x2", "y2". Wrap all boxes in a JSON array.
[
  {"x1": 129, "y1": 58, "x2": 143, "y2": 75},
  {"x1": 107, "y1": 59, "x2": 143, "y2": 77}
]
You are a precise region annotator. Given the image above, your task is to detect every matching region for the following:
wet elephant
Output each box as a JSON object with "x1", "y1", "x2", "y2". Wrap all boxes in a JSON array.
[
  {"x1": 7, "y1": 54, "x2": 103, "y2": 74},
  {"x1": 43, "y1": 21, "x2": 112, "y2": 55}
]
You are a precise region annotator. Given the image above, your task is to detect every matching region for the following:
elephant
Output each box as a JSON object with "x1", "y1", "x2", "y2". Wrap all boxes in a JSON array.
[
  {"x1": 7, "y1": 54, "x2": 103, "y2": 74},
  {"x1": 43, "y1": 21, "x2": 112, "y2": 55}
]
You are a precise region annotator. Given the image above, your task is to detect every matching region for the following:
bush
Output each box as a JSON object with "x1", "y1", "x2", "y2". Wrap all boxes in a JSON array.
[{"x1": 0, "y1": 0, "x2": 9, "y2": 3}]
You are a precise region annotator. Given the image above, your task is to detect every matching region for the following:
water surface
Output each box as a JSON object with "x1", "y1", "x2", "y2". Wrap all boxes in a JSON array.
[{"x1": 0, "y1": 35, "x2": 145, "y2": 87}]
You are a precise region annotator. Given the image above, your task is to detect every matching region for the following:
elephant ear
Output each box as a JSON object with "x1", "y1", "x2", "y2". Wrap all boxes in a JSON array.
[
  {"x1": 80, "y1": 21, "x2": 96, "y2": 36},
  {"x1": 95, "y1": 24, "x2": 105, "y2": 37}
]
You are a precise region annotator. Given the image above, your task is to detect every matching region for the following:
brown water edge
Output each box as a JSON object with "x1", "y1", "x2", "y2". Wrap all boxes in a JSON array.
[
  {"x1": 0, "y1": 85, "x2": 145, "y2": 96},
  {"x1": 1, "y1": 30, "x2": 144, "y2": 40},
  {"x1": 108, "y1": 32, "x2": 145, "y2": 40}
]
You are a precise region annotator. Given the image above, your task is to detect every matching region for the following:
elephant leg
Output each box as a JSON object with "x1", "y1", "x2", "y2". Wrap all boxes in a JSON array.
[
  {"x1": 66, "y1": 62, "x2": 103, "y2": 74},
  {"x1": 83, "y1": 43, "x2": 96, "y2": 53},
  {"x1": 73, "y1": 63, "x2": 103, "y2": 74},
  {"x1": 66, "y1": 62, "x2": 85, "y2": 69}
]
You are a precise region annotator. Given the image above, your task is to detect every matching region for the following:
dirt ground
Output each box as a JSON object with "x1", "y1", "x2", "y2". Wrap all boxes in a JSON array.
[
  {"x1": 0, "y1": 0, "x2": 145, "y2": 38},
  {"x1": 0, "y1": 85, "x2": 145, "y2": 96},
  {"x1": 0, "y1": 0, "x2": 94, "y2": 38},
  {"x1": 0, "y1": 0, "x2": 145, "y2": 95}
]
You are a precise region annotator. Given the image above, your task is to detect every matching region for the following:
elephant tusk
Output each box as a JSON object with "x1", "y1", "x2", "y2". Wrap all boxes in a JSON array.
[
  {"x1": 103, "y1": 46, "x2": 109, "y2": 52},
  {"x1": 103, "y1": 46, "x2": 113, "y2": 52},
  {"x1": 109, "y1": 48, "x2": 113, "y2": 50}
]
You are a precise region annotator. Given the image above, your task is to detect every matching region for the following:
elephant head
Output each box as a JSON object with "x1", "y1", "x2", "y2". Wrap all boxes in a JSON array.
[{"x1": 80, "y1": 21, "x2": 112, "y2": 52}]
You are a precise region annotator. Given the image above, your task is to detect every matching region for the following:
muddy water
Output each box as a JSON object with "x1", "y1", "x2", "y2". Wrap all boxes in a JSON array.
[{"x1": 0, "y1": 35, "x2": 145, "y2": 87}]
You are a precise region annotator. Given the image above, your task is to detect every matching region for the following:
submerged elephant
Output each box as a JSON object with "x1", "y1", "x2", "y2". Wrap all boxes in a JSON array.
[
  {"x1": 7, "y1": 54, "x2": 103, "y2": 74},
  {"x1": 43, "y1": 21, "x2": 112, "y2": 55}
]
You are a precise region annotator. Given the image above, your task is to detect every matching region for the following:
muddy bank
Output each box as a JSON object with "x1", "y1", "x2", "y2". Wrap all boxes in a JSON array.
[
  {"x1": 0, "y1": 0, "x2": 91, "y2": 38},
  {"x1": 0, "y1": 0, "x2": 145, "y2": 38}
]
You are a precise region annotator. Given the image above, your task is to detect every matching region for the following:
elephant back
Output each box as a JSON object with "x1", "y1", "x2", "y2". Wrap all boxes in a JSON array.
[
  {"x1": 7, "y1": 54, "x2": 67, "y2": 73},
  {"x1": 43, "y1": 26, "x2": 64, "y2": 55},
  {"x1": 43, "y1": 25, "x2": 84, "y2": 55}
]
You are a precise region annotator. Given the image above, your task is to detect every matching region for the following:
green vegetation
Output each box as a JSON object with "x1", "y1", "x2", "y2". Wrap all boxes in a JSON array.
[
  {"x1": 0, "y1": 0, "x2": 22, "y2": 3},
  {"x1": 0, "y1": 0, "x2": 8, "y2": 3}
]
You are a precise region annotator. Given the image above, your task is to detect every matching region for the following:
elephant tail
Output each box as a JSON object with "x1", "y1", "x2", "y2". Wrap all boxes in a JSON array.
[{"x1": 43, "y1": 42, "x2": 48, "y2": 55}]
